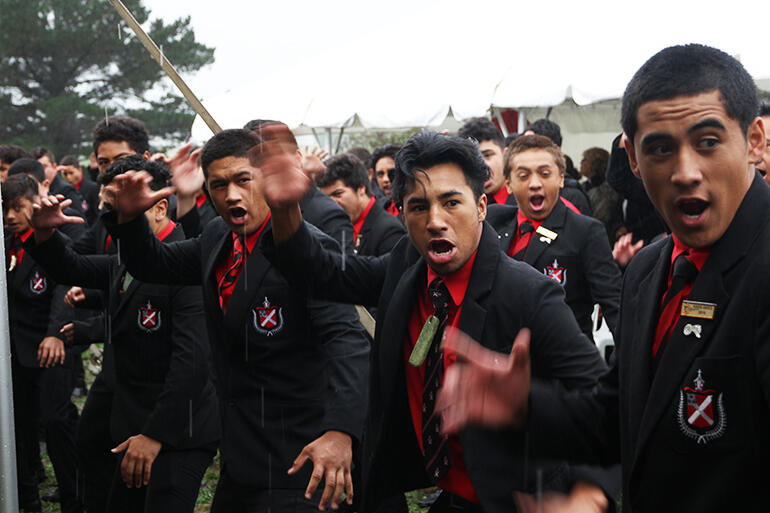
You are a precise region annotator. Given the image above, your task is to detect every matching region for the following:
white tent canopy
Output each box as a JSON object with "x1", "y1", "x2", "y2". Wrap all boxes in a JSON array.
[{"x1": 190, "y1": 81, "x2": 487, "y2": 150}]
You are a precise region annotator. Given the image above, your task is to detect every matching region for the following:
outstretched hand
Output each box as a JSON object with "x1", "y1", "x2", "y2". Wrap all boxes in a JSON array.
[
  {"x1": 103, "y1": 170, "x2": 175, "y2": 223},
  {"x1": 252, "y1": 122, "x2": 313, "y2": 211},
  {"x1": 30, "y1": 194, "x2": 85, "y2": 243},
  {"x1": 612, "y1": 233, "x2": 643, "y2": 268},
  {"x1": 167, "y1": 143, "x2": 204, "y2": 198},
  {"x1": 436, "y1": 327, "x2": 531, "y2": 434},
  {"x1": 301, "y1": 146, "x2": 329, "y2": 179},
  {"x1": 287, "y1": 430, "x2": 353, "y2": 511}
]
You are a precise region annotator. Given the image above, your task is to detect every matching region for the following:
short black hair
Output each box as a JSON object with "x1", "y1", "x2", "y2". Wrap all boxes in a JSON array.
[
  {"x1": 243, "y1": 119, "x2": 298, "y2": 146},
  {"x1": 0, "y1": 145, "x2": 31, "y2": 165},
  {"x1": 621, "y1": 44, "x2": 758, "y2": 143},
  {"x1": 458, "y1": 117, "x2": 504, "y2": 149},
  {"x1": 92, "y1": 115, "x2": 150, "y2": 156},
  {"x1": 60, "y1": 155, "x2": 80, "y2": 168},
  {"x1": 759, "y1": 101, "x2": 770, "y2": 118},
  {"x1": 527, "y1": 119, "x2": 562, "y2": 147},
  {"x1": 315, "y1": 153, "x2": 370, "y2": 195},
  {"x1": 370, "y1": 144, "x2": 401, "y2": 170},
  {"x1": 32, "y1": 147, "x2": 56, "y2": 164},
  {"x1": 347, "y1": 147, "x2": 372, "y2": 167},
  {"x1": 199, "y1": 129, "x2": 259, "y2": 177},
  {"x1": 392, "y1": 131, "x2": 489, "y2": 208},
  {"x1": 503, "y1": 133, "x2": 520, "y2": 147},
  {"x1": 99, "y1": 154, "x2": 170, "y2": 192},
  {"x1": 2, "y1": 174, "x2": 39, "y2": 205},
  {"x1": 8, "y1": 158, "x2": 46, "y2": 183}
]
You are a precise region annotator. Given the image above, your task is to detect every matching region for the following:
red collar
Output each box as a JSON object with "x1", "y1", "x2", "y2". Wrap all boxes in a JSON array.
[
  {"x1": 238, "y1": 212, "x2": 271, "y2": 255},
  {"x1": 426, "y1": 250, "x2": 478, "y2": 306},
  {"x1": 74, "y1": 177, "x2": 83, "y2": 190},
  {"x1": 156, "y1": 220, "x2": 176, "y2": 242},
  {"x1": 196, "y1": 192, "x2": 207, "y2": 209},
  {"x1": 516, "y1": 211, "x2": 543, "y2": 233},
  {"x1": 671, "y1": 234, "x2": 710, "y2": 272},
  {"x1": 491, "y1": 186, "x2": 508, "y2": 205},
  {"x1": 17, "y1": 228, "x2": 34, "y2": 243},
  {"x1": 353, "y1": 196, "x2": 376, "y2": 240}
]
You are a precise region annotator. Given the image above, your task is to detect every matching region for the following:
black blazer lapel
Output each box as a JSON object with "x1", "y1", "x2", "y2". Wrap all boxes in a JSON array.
[
  {"x1": 524, "y1": 200, "x2": 566, "y2": 267},
  {"x1": 626, "y1": 239, "x2": 671, "y2": 467},
  {"x1": 377, "y1": 260, "x2": 423, "y2": 409},
  {"x1": 458, "y1": 224, "x2": 498, "y2": 342},
  {"x1": 13, "y1": 253, "x2": 35, "y2": 291},
  {"x1": 202, "y1": 226, "x2": 231, "y2": 308}
]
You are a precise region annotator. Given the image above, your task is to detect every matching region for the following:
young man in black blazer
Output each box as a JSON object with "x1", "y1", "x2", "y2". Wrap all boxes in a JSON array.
[
  {"x1": 81, "y1": 128, "x2": 369, "y2": 513},
  {"x1": 249, "y1": 128, "x2": 616, "y2": 512},
  {"x1": 486, "y1": 134, "x2": 622, "y2": 341},
  {"x1": 316, "y1": 152, "x2": 406, "y2": 256},
  {"x1": 437, "y1": 44, "x2": 770, "y2": 513},
  {"x1": 28, "y1": 156, "x2": 220, "y2": 513},
  {"x1": 3, "y1": 174, "x2": 81, "y2": 513}
]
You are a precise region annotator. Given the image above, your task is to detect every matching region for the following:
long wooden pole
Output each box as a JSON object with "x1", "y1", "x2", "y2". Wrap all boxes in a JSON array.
[{"x1": 107, "y1": 0, "x2": 222, "y2": 134}]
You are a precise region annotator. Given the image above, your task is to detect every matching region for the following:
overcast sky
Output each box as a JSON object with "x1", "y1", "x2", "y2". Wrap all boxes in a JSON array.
[{"x1": 144, "y1": 0, "x2": 770, "y2": 126}]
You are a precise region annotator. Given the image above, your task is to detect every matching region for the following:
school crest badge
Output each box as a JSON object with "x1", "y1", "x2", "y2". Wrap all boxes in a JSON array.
[
  {"x1": 138, "y1": 301, "x2": 161, "y2": 333},
  {"x1": 544, "y1": 258, "x2": 566, "y2": 285},
  {"x1": 253, "y1": 297, "x2": 283, "y2": 336},
  {"x1": 677, "y1": 369, "x2": 726, "y2": 444},
  {"x1": 30, "y1": 271, "x2": 47, "y2": 294}
]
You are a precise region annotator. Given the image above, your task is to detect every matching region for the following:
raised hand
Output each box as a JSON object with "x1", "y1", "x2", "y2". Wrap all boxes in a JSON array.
[
  {"x1": 30, "y1": 194, "x2": 86, "y2": 243},
  {"x1": 287, "y1": 430, "x2": 353, "y2": 511},
  {"x1": 612, "y1": 233, "x2": 643, "y2": 268},
  {"x1": 252, "y1": 122, "x2": 313, "y2": 211},
  {"x1": 167, "y1": 143, "x2": 204, "y2": 198},
  {"x1": 301, "y1": 146, "x2": 329, "y2": 179},
  {"x1": 436, "y1": 327, "x2": 531, "y2": 434},
  {"x1": 103, "y1": 170, "x2": 175, "y2": 223}
]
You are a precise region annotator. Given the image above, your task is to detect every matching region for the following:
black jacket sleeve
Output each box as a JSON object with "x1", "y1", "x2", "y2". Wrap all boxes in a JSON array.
[
  {"x1": 581, "y1": 220, "x2": 622, "y2": 335},
  {"x1": 102, "y1": 212, "x2": 203, "y2": 286},
  {"x1": 265, "y1": 222, "x2": 389, "y2": 308}
]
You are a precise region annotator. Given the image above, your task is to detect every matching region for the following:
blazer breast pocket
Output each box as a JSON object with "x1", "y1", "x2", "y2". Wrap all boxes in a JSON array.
[{"x1": 666, "y1": 355, "x2": 748, "y2": 455}]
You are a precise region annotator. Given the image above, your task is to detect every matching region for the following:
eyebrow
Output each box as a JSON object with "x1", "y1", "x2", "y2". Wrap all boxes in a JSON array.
[
  {"x1": 438, "y1": 190, "x2": 462, "y2": 200},
  {"x1": 688, "y1": 118, "x2": 726, "y2": 134}
]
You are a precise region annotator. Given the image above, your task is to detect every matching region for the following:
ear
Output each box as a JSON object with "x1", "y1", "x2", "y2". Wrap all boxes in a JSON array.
[
  {"x1": 477, "y1": 193, "x2": 488, "y2": 222},
  {"x1": 154, "y1": 197, "x2": 168, "y2": 220},
  {"x1": 747, "y1": 116, "x2": 765, "y2": 165},
  {"x1": 142, "y1": 151, "x2": 152, "y2": 161},
  {"x1": 623, "y1": 133, "x2": 642, "y2": 179},
  {"x1": 559, "y1": 170, "x2": 565, "y2": 189}
]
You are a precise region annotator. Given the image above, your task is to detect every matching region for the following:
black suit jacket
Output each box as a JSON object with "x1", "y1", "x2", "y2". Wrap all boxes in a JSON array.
[
  {"x1": 561, "y1": 177, "x2": 592, "y2": 216},
  {"x1": 267, "y1": 221, "x2": 610, "y2": 513},
  {"x1": 50, "y1": 175, "x2": 86, "y2": 217},
  {"x1": 5, "y1": 230, "x2": 73, "y2": 368},
  {"x1": 529, "y1": 174, "x2": 770, "y2": 512},
  {"x1": 486, "y1": 200, "x2": 621, "y2": 339},
  {"x1": 76, "y1": 178, "x2": 100, "y2": 225},
  {"x1": 356, "y1": 198, "x2": 406, "y2": 256},
  {"x1": 301, "y1": 186, "x2": 356, "y2": 253},
  {"x1": 102, "y1": 212, "x2": 369, "y2": 488},
  {"x1": 27, "y1": 225, "x2": 220, "y2": 449}
]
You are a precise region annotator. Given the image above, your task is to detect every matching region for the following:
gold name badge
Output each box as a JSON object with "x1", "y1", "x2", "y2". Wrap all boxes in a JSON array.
[
  {"x1": 535, "y1": 226, "x2": 558, "y2": 240},
  {"x1": 681, "y1": 300, "x2": 716, "y2": 320}
]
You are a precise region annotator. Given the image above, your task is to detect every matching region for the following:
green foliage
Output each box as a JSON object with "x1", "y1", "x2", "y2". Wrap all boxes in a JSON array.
[{"x1": 0, "y1": 0, "x2": 214, "y2": 158}]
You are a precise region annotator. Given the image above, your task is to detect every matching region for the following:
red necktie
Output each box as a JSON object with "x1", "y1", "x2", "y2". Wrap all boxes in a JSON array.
[
  {"x1": 218, "y1": 236, "x2": 244, "y2": 310},
  {"x1": 651, "y1": 252, "x2": 699, "y2": 370},
  {"x1": 510, "y1": 221, "x2": 534, "y2": 260}
]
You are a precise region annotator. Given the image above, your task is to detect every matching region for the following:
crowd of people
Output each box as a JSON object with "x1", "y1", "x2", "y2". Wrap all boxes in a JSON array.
[{"x1": 2, "y1": 42, "x2": 770, "y2": 513}]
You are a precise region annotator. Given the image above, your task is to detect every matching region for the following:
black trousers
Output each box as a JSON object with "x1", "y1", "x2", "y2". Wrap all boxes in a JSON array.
[
  {"x1": 77, "y1": 372, "x2": 117, "y2": 513},
  {"x1": 40, "y1": 361, "x2": 82, "y2": 513},
  {"x1": 210, "y1": 469, "x2": 324, "y2": 513},
  {"x1": 106, "y1": 445, "x2": 215, "y2": 513},
  {"x1": 13, "y1": 357, "x2": 82, "y2": 513}
]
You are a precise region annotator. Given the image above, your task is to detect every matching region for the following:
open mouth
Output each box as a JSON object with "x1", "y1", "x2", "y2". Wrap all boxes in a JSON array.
[
  {"x1": 427, "y1": 239, "x2": 457, "y2": 265},
  {"x1": 229, "y1": 206, "x2": 247, "y2": 224},
  {"x1": 676, "y1": 198, "x2": 709, "y2": 221},
  {"x1": 529, "y1": 194, "x2": 545, "y2": 211}
]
